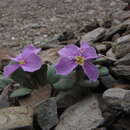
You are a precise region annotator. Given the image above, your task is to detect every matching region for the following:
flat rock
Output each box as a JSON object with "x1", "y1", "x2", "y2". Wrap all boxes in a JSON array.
[
  {"x1": 0, "y1": 106, "x2": 33, "y2": 130},
  {"x1": 111, "y1": 65, "x2": 130, "y2": 80},
  {"x1": 106, "y1": 48, "x2": 116, "y2": 59},
  {"x1": 35, "y1": 98, "x2": 58, "y2": 130},
  {"x1": 96, "y1": 44, "x2": 107, "y2": 53},
  {"x1": 113, "y1": 34, "x2": 130, "y2": 58},
  {"x1": 56, "y1": 86, "x2": 88, "y2": 109},
  {"x1": 55, "y1": 95, "x2": 104, "y2": 130},
  {"x1": 81, "y1": 27, "x2": 106, "y2": 43},
  {"x1": 115, "y1": 53, "x2": 130, "y2": 65},
  {"x1": 103, "y1": 88, "x2": 130, "y2": 112}
]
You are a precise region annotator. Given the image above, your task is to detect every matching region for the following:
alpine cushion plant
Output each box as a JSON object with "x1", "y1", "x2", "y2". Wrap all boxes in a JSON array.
[
  {"x1": 55, "y1": 42, "x2": 99, "y2": 81},
  {"x1": 3, "y1": 45, "x2": 42, "y2": 77}
]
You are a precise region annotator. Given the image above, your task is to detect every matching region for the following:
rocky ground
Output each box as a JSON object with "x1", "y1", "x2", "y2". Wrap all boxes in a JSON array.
[{"x1": 1, "y1": 0, "x2": 130, "y2": 130}]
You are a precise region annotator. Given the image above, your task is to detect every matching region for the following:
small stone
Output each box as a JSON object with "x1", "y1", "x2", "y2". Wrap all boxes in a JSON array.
[
  {"x1": 0, "y1": 106, "x2": 33, "y2": 130},
  {"x1": 35, "y1": 98, "x2": 58, "y2": 130},
  {"x1": 112, "y1": 33, "x2": 120, "y2": 41},
  {"x1": 56, "y1": 86, "x2": 88, "y2": 109},
  {"x1": 113, "y1": 34, "x2": 130, "y2": 58},
  {"x1": 106, "y1": 48, "x2": 116, "y2": 59},
  {"x1": 40, "y1": 46, "x2": 63, "y2": 64},
  {"x1": 111, "y1": 65, "x2": 130, "y2": 80},
  {"x1": 96, "y1": 44, "x2": 107, "y2": 53},
  {"x1": 103, "y1": 88, "x2": 130, "y2": 112},
  {"x1": 55, "y1": 95, "x2": 104, "y2": 130},
  {"x1": 103, "y1": 24, "x2": 127, "y2": 41},
  {"x1": 115, "y1": 53, "x2": 130, "y2": 65},
  {"x1": 81, "y1": 27, "x2": 106, "y2": 43}
]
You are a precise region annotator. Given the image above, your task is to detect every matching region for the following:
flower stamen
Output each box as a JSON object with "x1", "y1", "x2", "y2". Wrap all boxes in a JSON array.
[
  {"x1": 19, "y1": 60, "x2": 25, "y2": 65},
  {"x1": 76, "y1": 56, "x2": 84, "y2": 65}
]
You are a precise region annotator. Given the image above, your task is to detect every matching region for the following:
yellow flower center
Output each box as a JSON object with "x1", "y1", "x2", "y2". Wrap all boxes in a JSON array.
[
  {"x1": 19, "y1": 60, "x2": 25, "y2": 65},
  {"x1": 76, "y1": 56, "x2": 84, "y2": 65}
]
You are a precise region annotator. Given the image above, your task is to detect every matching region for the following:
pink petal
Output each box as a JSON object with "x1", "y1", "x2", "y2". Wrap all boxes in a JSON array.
[
  {"x1": 55, "y1": 57, "x2": 77, "y2": 75},
  {"x1": 3, "y1": 63, "x2": 20, "y2": 77},
  {"x1": 82, "y1": 46, "x2": 98, "y2": 60},
  {"x1": 22, "y1": 45, "x2": 41, "y2": 57},
  {"x1": 21, "y1": 54, "x2": 42, "y2": 72},
  {"x1": 58, "y1": 44, "x2": 80, "y2": 58},
  {"x1": 11, "y1": 53, "x2": 23, "y2": 62},
  {"x1": 80, "y1": 41, "x2": 90, "y2": 49},
  {"x1": 82, "y1": 61, "x2": 99, "y2": 81}
]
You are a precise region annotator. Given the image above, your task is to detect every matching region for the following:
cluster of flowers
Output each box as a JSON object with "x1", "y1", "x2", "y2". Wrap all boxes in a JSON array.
[{"x1": 4, "y1": 42, "x2": 99, "y2": 81}]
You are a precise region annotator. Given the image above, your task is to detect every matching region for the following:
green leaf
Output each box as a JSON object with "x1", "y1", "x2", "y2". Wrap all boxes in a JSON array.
[
  {"x1": 10, "y1": 88, "x2": 32, "y2": 97},
  {"x1": 0, "y1": 75, "x2": 13, "y2": 89},
  {"x1": 99, "y1": 66, "x2": 109, "y2": 76},
  {"x1": 53, "y1": 72, "x2": 76, "y2": 90},
  {"x1": 47, "y1": 65, "x2": 61, "y2": 84}
]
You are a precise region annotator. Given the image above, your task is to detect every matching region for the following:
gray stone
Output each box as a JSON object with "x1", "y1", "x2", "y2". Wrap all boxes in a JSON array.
[
  {"x1": 111, "y1": 65, "x2": 130, "y2": 80},
  {"x1": 113, "y1": 34, "x2": 130, "y2": 58},
  {"x1": 35, "y1": 98, "x2": 58, "y2": 130},
  {"x1": 103, "y1": 88, "x2": 127, "y2": 110},
  {"x1": 106, "y1": 48, "x2": 116, "y2": 60},
  {"x1": 0, "y1": 106, "x2": 33, "y2": 130},
  {"x1": 103, "y1": 24, "x2": 127, "y2": 41},
  {"x1": 103, "y1": 88, "x2": 130, "y2": 112},
  {"x1": 55, "y1": 95, "x2": 104, "y2": 130},
  {"x1": 115, "y1": 53, "x2": 130, "y2": 65},
  {"x1": 96, "y1": 44, "x2": 107, "y2": 53},
  {"x1": 112, "y1": 11, "x2": 130, "y2": 24},
  {"x1": 56, "y1": 86, "x2": 88, "y2": 109},
  {"x1": 81, "y1": 27, "x2": 106, "y2": 43}
]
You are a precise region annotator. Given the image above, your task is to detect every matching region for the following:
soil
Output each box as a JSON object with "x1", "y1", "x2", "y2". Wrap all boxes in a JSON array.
[{"x1": 0, "y1": 0, "x2": 127, "y2": 51}]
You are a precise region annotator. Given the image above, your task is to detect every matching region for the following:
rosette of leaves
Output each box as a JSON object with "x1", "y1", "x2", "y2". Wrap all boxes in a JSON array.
[
  {"x1": 0, "y1": 75, "x2": 13, "y2": 90},
  {"x1": 11, "y1": 64, "x2": 47, "y2": 89},
  {"x1": 47, "y1": 65, "x2": 76, "y2": 90}
]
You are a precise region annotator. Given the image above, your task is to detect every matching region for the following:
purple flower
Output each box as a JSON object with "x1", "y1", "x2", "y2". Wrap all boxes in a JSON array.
[
  {"x1": 55, "y1": 42, "x2": 99, "y2": 81},
  {"x1": 4, "y1": 45, "x2": 42, "y2": 77}
]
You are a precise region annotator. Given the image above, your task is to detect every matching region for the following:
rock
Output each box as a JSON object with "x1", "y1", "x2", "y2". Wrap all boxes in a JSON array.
[
  {"x1": 113, "y1": 34, "x2": 130, "y2": 58},
  {"x1": 40, "y1": 46, "x2": 63, "y2": 64},
  {"x1": 113, "y1": 83, "x2": 130, "y2": 89},
  {"x1": 55, "y1": 95, "x2": 104, "y2": 130},
  {"x1": 56, "y1": 86, "x2": 88, "y2": 109},
  {"x1": 19, "y1": 85, "x2": 51, "y2": 108},
  {"x1": 112, "y1": 11, "x2": 130, "y2": 23},
  {"x1": 115, "y1": 53, "x2": 130, "y2": 65},
  {"x1": 78, "y1": 79, "x2": 100, "y2": 88},
  {"x1": 103, "y1": 24, "x2": 127, "y2": 41},
  {"x1": 100, "y1": 75, "x2": 117, "y2": 88},
  {"x1": 111, "y1": 65, "x2": 130, "y2": 80},
  {"x1": 81, "y1": 27, "x2": 106, "y2": 43},
  {"x1": 103, "y1": 88, "x2": 130, "y2": 112},
  {"x1": 106, "y1": 48, "x2": 116, "y2": 60},
  {"x1": 57, "y1": 31, "x2": 75, "y2": 41},
  {"x1": 0, "y1": 106, "x2": 33, "y2": 130},
  {"x1": 35, "y1": 98, "x2": 58, "y2": 130},
  {"x1": 112, "y1": 33, "x2": 120, "y2": 41},
  {"x1": 96, "y1": 44, "x2": 107, "y2": 54}
]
